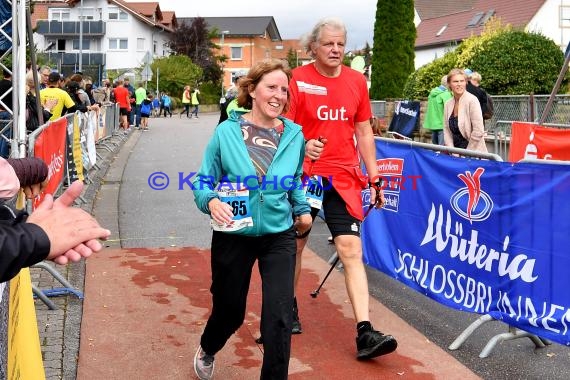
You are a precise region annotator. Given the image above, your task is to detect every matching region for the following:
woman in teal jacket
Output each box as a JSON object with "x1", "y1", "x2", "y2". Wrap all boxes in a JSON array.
[{"x1": 192, "y1": 59, "x2": 312, "y2": 380}]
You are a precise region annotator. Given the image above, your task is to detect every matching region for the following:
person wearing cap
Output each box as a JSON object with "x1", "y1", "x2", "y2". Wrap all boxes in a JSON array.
[
  {"x1": 39, "y1": 72, "x2": 78, "y2": 120},
  {"x1": 218, "y1": 70, "x2": 248, "y2": 124},
  {"x1": 180, "y1": 85, "x2": 191, "y2": 118}
]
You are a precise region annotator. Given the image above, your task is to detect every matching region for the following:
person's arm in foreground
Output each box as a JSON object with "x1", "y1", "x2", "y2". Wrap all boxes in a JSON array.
[{"x1": 0, "y1": 181, "x2": 110, "y2": 282}]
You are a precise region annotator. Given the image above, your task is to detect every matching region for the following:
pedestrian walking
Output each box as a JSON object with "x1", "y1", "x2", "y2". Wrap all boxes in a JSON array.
[{"x1": 190, "y1": 88, "x2": 200, "y2": 118}]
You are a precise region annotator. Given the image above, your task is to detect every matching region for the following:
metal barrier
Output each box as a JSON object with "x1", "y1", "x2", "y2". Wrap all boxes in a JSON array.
[{"x1": 26, "y1": 104, "x2": 122, "y2": 309}]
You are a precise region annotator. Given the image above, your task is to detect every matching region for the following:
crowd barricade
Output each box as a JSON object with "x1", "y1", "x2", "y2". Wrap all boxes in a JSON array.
[
  {"x1": 25, "y1": 103, "x2": 121, "y2": 309},
  {"x1": 361, "y1": 136, "x2": 570, "y2": 358}
]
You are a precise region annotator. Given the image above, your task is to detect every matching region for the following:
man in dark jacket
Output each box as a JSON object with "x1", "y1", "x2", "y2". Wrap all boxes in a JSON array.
[{"x1": 465, "y1": 68, "x2": 489, "y2": 119}]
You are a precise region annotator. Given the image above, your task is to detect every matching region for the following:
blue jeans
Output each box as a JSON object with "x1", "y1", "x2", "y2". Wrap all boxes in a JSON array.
[
  {"x1": 0, "y1": 111, "x2": 12, "y2": 158},
  {"x1": 135, "y1": 104, "x2": 142, "y2": 127},
  {"x1": 431, "y1": 129, "x2": 444, "y2": 145}
]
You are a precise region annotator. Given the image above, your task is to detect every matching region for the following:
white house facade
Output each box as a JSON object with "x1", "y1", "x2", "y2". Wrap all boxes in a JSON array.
[{"x1": 32, "y1": 0, "x2": 174, "y2": 81}]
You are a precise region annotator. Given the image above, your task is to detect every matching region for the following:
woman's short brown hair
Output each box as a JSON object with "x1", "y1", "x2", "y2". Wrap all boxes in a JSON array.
[{"x1": 236, "y1": 58, "x2": 292, "y2": 113}]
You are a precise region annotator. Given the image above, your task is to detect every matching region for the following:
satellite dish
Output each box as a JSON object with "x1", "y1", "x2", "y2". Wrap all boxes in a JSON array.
[{"x1": 351, "y1": 56, "x2": 366, "y2": 73}]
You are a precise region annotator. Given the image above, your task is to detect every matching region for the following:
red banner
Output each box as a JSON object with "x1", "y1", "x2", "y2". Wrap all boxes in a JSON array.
[
  {"x1": 509, "y1": 121, "x2": 570, "y2": 162},
  {"x1": 32, "y1": 118, "x2": 67, "y2": 208}
]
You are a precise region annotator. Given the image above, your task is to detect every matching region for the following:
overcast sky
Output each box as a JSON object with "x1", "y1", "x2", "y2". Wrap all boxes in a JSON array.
[{"x1": 152, "y1": 0, "x2": 377, "y2": 50}]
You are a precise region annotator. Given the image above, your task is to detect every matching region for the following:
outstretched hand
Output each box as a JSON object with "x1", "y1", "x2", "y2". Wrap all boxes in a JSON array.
[{"x1": 27, "y1": 181, "x2": 111, "y2": 264}]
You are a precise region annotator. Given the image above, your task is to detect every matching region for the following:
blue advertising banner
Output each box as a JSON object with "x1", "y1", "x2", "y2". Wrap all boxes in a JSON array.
[{"x1": 362, "y1": 139, "x2": 570, "y2": 346}]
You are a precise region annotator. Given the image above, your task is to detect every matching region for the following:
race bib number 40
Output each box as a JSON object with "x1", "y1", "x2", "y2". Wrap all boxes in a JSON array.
[
  {"x1": 305, "y1": 176, "x2": 323, "y2": 209},
  {"x1": 211, "y1": 183, "x2": 254, "y2": 232}
]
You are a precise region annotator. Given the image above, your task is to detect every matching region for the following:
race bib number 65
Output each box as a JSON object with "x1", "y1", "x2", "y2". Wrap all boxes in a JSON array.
[{"x1": 211, "y1": 183, "x2": 254, "y2": 232}]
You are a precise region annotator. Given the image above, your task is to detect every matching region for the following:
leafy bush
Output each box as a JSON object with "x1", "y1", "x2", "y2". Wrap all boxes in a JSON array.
[
  {"x1": 403, "y1": 19, "x2": 566, "y2": 97},
  {"x1": 468, "y1": 30, "x2": 564, "y2": 95}
]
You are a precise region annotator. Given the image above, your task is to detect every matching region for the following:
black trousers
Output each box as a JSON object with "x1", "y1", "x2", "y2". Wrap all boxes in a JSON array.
[{"x1": 201, "y1": 227, "x2": 296, "y2": 380}]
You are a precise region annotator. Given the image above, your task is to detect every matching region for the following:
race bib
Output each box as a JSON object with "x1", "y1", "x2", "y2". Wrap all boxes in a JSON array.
[
  {"x1": 211, "y1": 183, "x2": 253, "y2": 232},
  {"x1": 305, "y1": 175, "x2": 324, "y2": 209}
]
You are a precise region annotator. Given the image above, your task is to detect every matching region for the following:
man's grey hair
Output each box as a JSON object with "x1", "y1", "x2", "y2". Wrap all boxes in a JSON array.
[{"x1": 300, "y1": 17, "x2": 347, "y2": 59}]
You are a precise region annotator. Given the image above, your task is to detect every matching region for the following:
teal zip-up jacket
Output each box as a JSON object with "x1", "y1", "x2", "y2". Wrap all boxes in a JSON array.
[{"x1": 193, "y1": 112, "x2": 310, "y2": 236}]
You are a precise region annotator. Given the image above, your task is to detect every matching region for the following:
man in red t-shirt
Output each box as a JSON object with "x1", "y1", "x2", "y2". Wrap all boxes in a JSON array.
[
  {"x1": 284, "y1": 17, "x2": 396, "y2": 361},
  {"x1": 113, "y1": 79, "x2": 131, "y2": 132}
]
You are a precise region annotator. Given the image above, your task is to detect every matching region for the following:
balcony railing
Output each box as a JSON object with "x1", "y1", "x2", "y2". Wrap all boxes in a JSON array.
[
  {"x1": 39, "y1": 52, "x2": 106, "y2": 66},
  {"x1": 36, "y1": 20, "x2": 106, "y2": 36}
]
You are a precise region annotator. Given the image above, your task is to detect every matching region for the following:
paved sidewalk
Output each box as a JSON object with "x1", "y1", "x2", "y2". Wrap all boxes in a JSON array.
[
  {"x1": 32, "y1": 113, "x2": 482, "y2": 379},
  {"x1": 76, "y1": 246, "x2": 480, "y2": 380}
]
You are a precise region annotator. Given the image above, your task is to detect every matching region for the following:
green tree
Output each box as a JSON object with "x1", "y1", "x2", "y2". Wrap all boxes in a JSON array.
[
  {"x1": 149, "y1": 55, "x2": 202, "y2": 101},
  {"x1": 370, "y1": 0, "x2": 416, "y2": 99},
  {"x1": 286, "y1": 48, "x2": 298, "y2": 69},
  {"x1": 169, "y1": 17, "x2": 222, "y2": 84}
]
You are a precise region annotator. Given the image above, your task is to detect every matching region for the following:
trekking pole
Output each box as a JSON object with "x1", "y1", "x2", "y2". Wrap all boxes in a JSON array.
[
  {"x1": 310, "y1": 254, "x2": 340, "y2": 298},
  {"x1": 310, "y1": 184, "x2": 382, "y2": 298}
]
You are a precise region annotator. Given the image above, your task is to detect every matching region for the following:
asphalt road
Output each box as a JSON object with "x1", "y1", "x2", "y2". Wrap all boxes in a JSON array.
[{"x1": 117, "y1": 112, "x2": 570, "y2": 380}]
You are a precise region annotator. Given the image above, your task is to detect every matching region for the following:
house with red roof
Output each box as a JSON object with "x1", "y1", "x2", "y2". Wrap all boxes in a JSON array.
[{"x1": 414, "y1": 0, "x2": 564, "y2": 68}]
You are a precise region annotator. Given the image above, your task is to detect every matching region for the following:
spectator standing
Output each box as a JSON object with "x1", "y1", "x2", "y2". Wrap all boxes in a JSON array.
[
  {"x1": 443, "y1": 68, "x2": 487, "y2": 152},
  {"x1": 0, "y1": 69, "x2": 13, "y2": 158},
  {"x1": 124, "y1": 77, "x2": 135, "y2": 126},
  {"x1": 38, "y1": 65, "x2": 51, "y2": 90},
  {"x1": 283, "y1": 17, "x2": 397, "y2": 360},
  {"x1": 219, "y1": 70, "x2": 247, "y2": 124},
  {"x1": 464, "y1": 68, "x2": 488, "y2": 120},
  {"x1": 190, "y1": 87, "x2": 200, "y2": 118},
  {"x1": 113, "y1": 79, "x2": 131, "y2": 132},
  {"x1": 134, "y1": 82, "x2": 147, "y2": 129},
  {"x1": 140, "y1": 94, "x2": 153, "y2": 131},
  {"x1": 424, "y1": 75, "x2": 452, "y2": 145},
  {"x1": 39, "y1": 72, "x2": 77, "y2": 121}
]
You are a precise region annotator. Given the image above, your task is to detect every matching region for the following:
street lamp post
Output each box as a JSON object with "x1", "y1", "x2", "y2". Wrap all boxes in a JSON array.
[
  {"x1": 79, "y1": 0, "x2": 84, "y2": 72},
  {"x1": 220, "y1": 30, "x2": 230, "y2": 97}
]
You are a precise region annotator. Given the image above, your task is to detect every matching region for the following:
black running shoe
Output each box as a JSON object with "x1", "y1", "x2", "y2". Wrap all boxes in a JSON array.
[
  {"x1": 292, "y1": 297, "x2": 302, "y2": 334},
  {"x1": 356, "y1": 330, "x2": 397, "y2": 360}
]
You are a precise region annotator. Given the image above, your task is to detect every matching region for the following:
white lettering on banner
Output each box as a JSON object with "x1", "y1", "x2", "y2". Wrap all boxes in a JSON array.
[
  {"x1": 47, "y1": 151, "x2": 64, "y2": 181},
  {"x1": 420, "y1": 204, "x2": 538, "y2": 283},
  {"x1": 397, "y1": 106, "x2": 418, "y2": 118},
  {"x1": 316, "y1": 105, "x2": 348, "y2": 121},
  {"x1": 497, "y1": 292, "x2": 570, "y2": 336},
  {"x1": 395, "y1": 250, "x2": 492, "y2": 313}
]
